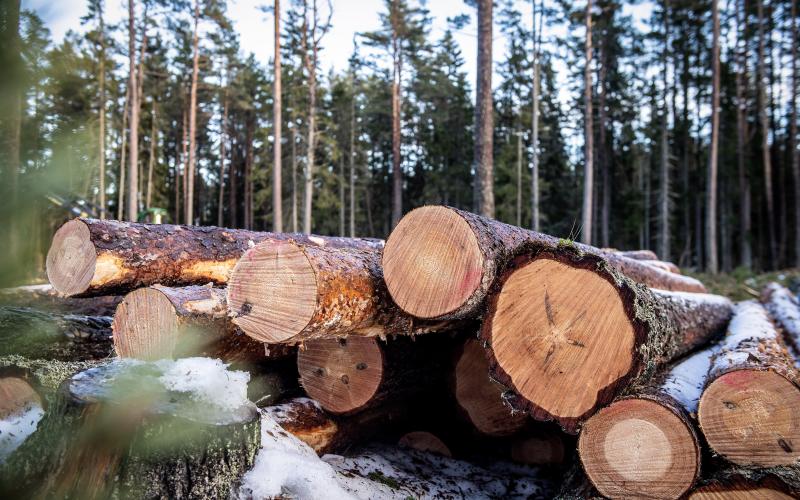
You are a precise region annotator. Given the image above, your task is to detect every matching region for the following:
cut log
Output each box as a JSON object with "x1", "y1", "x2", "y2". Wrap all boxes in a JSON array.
[
  {"x1": 398, "y1": 431, "x2": 452, "y2": 457},
  {"x1": 297, "y1": 334, "x2": 451, "y2": 415},
  {"x1": 452, "y1": 338, "x2": 527, "y2": 437},
  {"x1": 0, "y1": 284, "x2": 121, "y2": 316},
  {"x1": 613, "y1": 249, "x2": 659, "y2": 261},
  {"x1": 0, "y1": 358, "x2": 260, "y2": 498},
  {"x1": 0, "y1": 376, "x2": 45, "y2": 463},
  {"x1": 46, "y1": 218, "x2": 383, "y2": 297},
  {"x1": 383, "y1": 206, "x2": 707, "y2": 321},
  {"x1": 479, "y1": 251, "x2": 732, "y2": 433},
  {"x1": 227, "y1": 240, "x2": 455, "y2": 344},
  {"x1": 762, "y1": 282, "x2": 800, "y2": 356},
  {"x1": 0, "y1": 376, "x2": 41, "y2": 419},
  {"x1": 642, "y1": 259, "x2": 681, "y2": 274},
  {"x1": 698, "y1": 300, "x2": 800, "y2": 468},
  {"x1": 0, "y1": 306, "x2": 112, "y2": 361},
  {"x1": 688, "y1": 469, "x2": 799, "y2": 499},
  {"x1": 577, "y1": 345, "x2": 718, "y2": 499}
]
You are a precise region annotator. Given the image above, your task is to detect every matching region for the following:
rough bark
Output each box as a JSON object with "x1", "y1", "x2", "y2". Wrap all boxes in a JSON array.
[
  {"x1": 0, "y1": 362, "x2": 260, "y2": 499},
  {"x1": 474, "y1": 0, "x2": 494, "y2": 218},
  {"x1": 642, "y1": 259, "x2": 681, "y2": 274},
  {"x1": 297, "y1": 334, "x2": 454, "y2": 415},
  {"x1": 611, "y1": 249, "x2": 659, "y2": 260},
  {"x1": 0, "y1": 307, "x2": 112, "y2": 361},
  {"x1": 46, "y1": 217, "x2": 383, "y2": 297},
  {"x1": 383, "y1": 206, "x2": 707, "y2": 322},
  {"x1": 698, "y1": 301, "x2": 800, "y2": 469},
  {"x1": 658, "y1": 0, "x2": 671, "y2": 261},
  {"x1": 479, "y1": 249, "x2": 731, "y2": 432},
  {"x1": 273, "y1": 0, "x2": 282, "y2": 232},
  {"x1": 126, "y1": 0, "x2": 139, "y2": 222},
  {"x1": 228, "y1": 240, "x2": 455, "y2": 344}
]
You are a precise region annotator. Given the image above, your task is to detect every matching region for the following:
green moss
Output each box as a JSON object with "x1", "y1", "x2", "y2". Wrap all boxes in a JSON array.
[{"x1": 367, "y1": 470, "x2": 402, "y2": 490}]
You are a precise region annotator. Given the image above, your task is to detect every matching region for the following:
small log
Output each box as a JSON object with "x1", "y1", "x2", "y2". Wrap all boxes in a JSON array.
[
  {"x1": 383, "y1": 206, "x2": 706, "y2": 321},
  {"x1": 479, "y1": 250, "x2": 732, "y2": 432},
  {"x1": 613, "y1": 249, "x2": 660, "y2": 261},
  {"x1": 227, "y1": 240, "x2": 455, "y2": 344},
  {"x1": 46, "y1": 218, "x2": 383, "y2": 297},
  {"x1": 698, "y1": 300, "x2": 800, "y2": 468},
  {"x1": 578, "y1": 345, "x2": 718, "y2": 498},
  {"x1": 0, "y1": 306, "x2": 112, "y2": 361},
  {"x1": 452, "y1": 338, "x2": 527, "y2": 437},
  {"x1": 762, "y1": 282, "x2": 800, "y2": 354},
  {"x1": 297, "y1": 334, "x2": 451, "y2": 415},
  {"x1": 398, "y1": 431, "x2": 452, "y2": 457},
  {"x1": 642, "y1": 259, "x2": 682, "y2": 274},
  {"x1": 0, "y1": 284, "x2": 121, "y2": 316},
  {"x1": 0, "y1": 360, "x2": 261, "y2": 498}
]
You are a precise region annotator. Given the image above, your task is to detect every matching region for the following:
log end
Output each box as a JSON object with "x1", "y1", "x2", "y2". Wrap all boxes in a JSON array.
[
  {"x1": 454, "y1": 339, "x2": 527, "y2": 437},
  {"x1": 383, "y1": 206, "x2": 484, "y2": 319},
  {"x1": 483, "y1": 255, "x2": 638, "y2": 432},
  {"x1": 0, "y1": 376, "x2": 42, "y2": 420},
  {"x1": 698, "y1": 369, "x2": 800, "y2": 467},
  {"x1": 298, "y1": 337, "x2": 384, "y2": 414},
  {"x1": 398, "y1": 431, "x2": 452, "y2": 457},
  {"x1": 113, "y1": 287, "x2": 179, "y2": 360},
  {"x1": 227, "y1": 240, "x2": 317, "y2": 343},
  {"x1": 578, "y1": 398, "x2": 700, "y2": 499},
  {"x1": 46, "y1": 219, "x2": 96, "y2": 296}
]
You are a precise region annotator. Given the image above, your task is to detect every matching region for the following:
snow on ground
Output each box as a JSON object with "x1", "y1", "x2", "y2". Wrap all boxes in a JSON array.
[{"x1": 0, "y1": 403, "x2": 44, "y2": 463}]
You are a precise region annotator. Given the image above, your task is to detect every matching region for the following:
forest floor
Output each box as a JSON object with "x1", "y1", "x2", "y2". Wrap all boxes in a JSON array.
[{"x1": 689, "y1": 268, "x2": 800, "y2": 301}]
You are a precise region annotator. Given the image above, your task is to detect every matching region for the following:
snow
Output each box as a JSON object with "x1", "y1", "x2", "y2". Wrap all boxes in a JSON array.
[
  {"x1": 237, "y1": 409, "x2": 552, "y2": 499},
  {"x1": 763, "y1": 283, "x2": 800, "y2": 362},
  {"x1": 660, "y1": 345, "x2": 718, "y2": 413},
  {"x1": 652, "y1": 288, "x2": 733, "y2": 309},
  {"x1": 0, "y1": 404, "x2": 44, "y2": 464},
  {"x1": 711, "y1": 300, "x2": 778, "y2": 373}
]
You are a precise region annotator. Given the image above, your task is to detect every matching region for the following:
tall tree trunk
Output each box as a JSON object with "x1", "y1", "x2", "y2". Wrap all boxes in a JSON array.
[
  {"x1": 230, "y1": 135, "x2": 238, "y2": 227},
  {"x1": 516, "y1": 129, "x2": 522, "y2": 227},
  {"x1": 127, "y1": 0, "x2": 139, "y2": 222},
  {"x1": 98, "y1": 5, "x2": 106, "y2": 219},
  {"x1": 273, "y1": 0, "x2": 283, "y2": 232},
  {"x1": 598, "y1": 33, "x2": 609, "y2": 248},
  {"x1": 581, "y1": 0, "x2": 594, "y2": 244},
  {"x1": 474, "y1": 0, "x2": 494, "y2": 218},
  {"x1": 118, "y1": 74, "x2": 130, "y2": 220},
  {"x1": 4, "y1": 0, "x2": 21, "y2": 263},
  {"x1": 146, "y1": 100, "x2": 156, "y2": 210},
  {"x1": 680, "y1": 46, "x2": 692, "y2": 266},
  {"x1": 181, "y1": 104, "x2": 188, "y2": 222},
  {"x1": 391, "y1": 8, "x2": 403, "y2": 227},
  {"x1": 530, "y1": 0, "x2": 540, "y2": 231},
  {"x1": 658, "y1": 0, "x2": 670, "y2": 261},
  {"x1": 790, "y1": 0, "x2": 799, "y2": 268},
  {"x1": 135, "y1": 18, "x2": 147, "y2": 207},
  {"x1": 349, "y1": 69, "x2": 356, "y2": 237},
  {"x1": 186, "y1": 0, "x2": 200, "y2": 225},
  {"x1": 244, "y1": 119, "x2": 254, "y2": 230},
  {"x1": 218, "y1": 69, "x2": 228, "y2": 227},
  {"x1": 291, "y1": 120, "x2": 298, "y2": 233},
  {"x1": 706, "y1": 0, "x2": 720, "y2": 274},
  {"x1": 736, "y1": 0, "x2": 753, "y2": 268},
  {"x1": 339, "y1": 159, "x2": 345, "y2": 235},
  {"x1": 302, "y1": 1, "x2": 318, "y2": 234},
  {"x1": 757, "y1": 0, "x2": 777, "y2": 268}
]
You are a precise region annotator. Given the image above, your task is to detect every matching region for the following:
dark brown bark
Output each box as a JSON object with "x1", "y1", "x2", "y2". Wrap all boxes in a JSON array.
[
  {"x1": 0, "y1": 361, "x2": 260, "y2": 499},
  {"x1": 474, "y1": 0, "x2": 494, "y2": 218},
  {"x1": 46, "y1": 218, "x2": 383, "y2": 297},
  {"x1": 792, "y1": 0, "x2": 799, "y2": 268},
  {"x1": 757, "y1": 0, "x2": 778, "y2": 267}
]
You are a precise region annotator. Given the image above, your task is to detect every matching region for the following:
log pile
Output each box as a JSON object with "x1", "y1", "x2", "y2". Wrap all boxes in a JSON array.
[{"x1": 3, "y1": 210, "x2": 800, "y2": 498}]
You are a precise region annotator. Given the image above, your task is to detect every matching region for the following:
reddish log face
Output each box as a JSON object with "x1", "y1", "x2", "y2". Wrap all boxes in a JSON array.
[
  {"x1": 699, "y1": 370, "x2": 800, "y2": 467},
  {"x1": 453, "y1": 339, "x2": 527, "y2": 437},
  {"x1": 46, "y1": 220, "x2": 98, "y2": 297},
  {"x1": 297, "y1": 337, "x2": 384, "y2": 414},
  {"x1": 578, "y1": 398, "x2": 700, "y2": 499},
  {"x1": 383, "y1": 206, "x2": 485, "y2": 319},
  {"x1": 0, "y1": 377, "x2": 41, "y2": 420}
]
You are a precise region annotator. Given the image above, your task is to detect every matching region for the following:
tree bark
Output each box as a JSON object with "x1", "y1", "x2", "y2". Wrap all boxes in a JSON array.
[
  {"x1": 736, "y1": 0, "x2": 753, "y2": 269},
  {"x1": 117, "y1": 76, "x2": 130, "y2": 221},
  {"x1": 383, "y1": 206, "x2": 708, "y2": 322},
  {"x1": 46, "y1": 218, "x2": 383, "y2": 297},
  {"x1": 706, "y1": 0, "x2": 720, "y2": 273},
  {"x1": 301, "y1": 0, "x2": 318, "y2": 234},
  {"x1": 98, "y1": 5, "x2": 106, "y2": 219},
  {"x1": 185, "y1": 0, "x2": 200, "y2": 225},
  {"x1": 698, "y1": 300, "x2": 800, "y2": 468},
  {"x1": 218, "y1": 70, "x2": 228, "y2": 227},
  {"x1": 297, "y1": 334, "x2": 452, "y2": 415},
  {"x1": 613, "y1": 249, "x2": 659, "y2": 260},
  {"x1": 658, "y1": 0, "x2": 671, "y2": 261},
  {"x1": 291, "y1": 115, "x2": 298, "y2": 232},
  {"x1": 582, "y1": 0, "x2": 594, "y2": 245},
  {"x1": 479, "y1": 250, "x2": 732, "y2": 432},
  {"x1": 273, "y1": 0, "x2": 283, "y2": 232},
  {"x1": 349, "y1": 68, "x2": 357, "y2": 237},
  {"x1": 127, "y1": 0, "x2": 139, "y2": 222},
  {"x1": 474, "y1": 0, "x2": 494, "y2": 218},
  {"x1": 757, "y1": 0, "x2": 777, "y2": 268},
  {"x1": 227, "y1": 240, "x2": 455, "y2": 344},
  {"x1": 0, "y1": 284, "x2": 121, "y2": 317},
  {"x1": 530, "y1": 0, "x2": 540, "y2": 231},
  {"x1": 145, "y1": 100, "x2": 156, "y2": 210},
  {"x1": 791, "y1": 0, "x2": 799, "y2": 268},
  {"x1": 391, "y1": 2, "x2": 403, "y2": 227},
  {"x1": 0, "y1": 362, "x2": 260, "y2": 499}
]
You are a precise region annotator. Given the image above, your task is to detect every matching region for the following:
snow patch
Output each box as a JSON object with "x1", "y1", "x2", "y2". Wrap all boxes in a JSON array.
[
  {"x1": 763, "y1": 283, "x2": 800, "y2": 363},
  {"x1": 660, "y1": 345, "x2": 718, "y2": 413},
  {"x1": 0, "y1": 403, "x2": 44, "y2": 463}
]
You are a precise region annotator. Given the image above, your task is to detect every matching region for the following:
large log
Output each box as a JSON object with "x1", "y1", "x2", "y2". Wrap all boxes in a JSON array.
[
  {"x1": 46, "y1": 218, "x2": 383, "y2": 297},
  {"x1": 452, "y1": 338, "x2": 527, "y2": 437},
  {"x1": 297, "y1": 334, "x2": 452, "y2": 415},
  {"x1": 698, "y1": 300, "x2": 800, "y2": 468},
  {"x1": 0, "y1": 359, "x2": 261, "y2": 498},
  {"x1": 227, "y1": 240, "x2": 456, "y2": 344},
  {"x1": 479, "y1": 250, "x2": 732, "y2": 433},
  {"x1": 578, "y1": 344, "x2": 718, "y2": 498},
  {"x1": 0, "y1": 306, "x2": 112, "y2": 361},
  {"x1": 382, "y1": 206, "x2": 707, "y2": 321},
  {"x1": 762, "y1": 282, "x2": 800, "y2": 353}
]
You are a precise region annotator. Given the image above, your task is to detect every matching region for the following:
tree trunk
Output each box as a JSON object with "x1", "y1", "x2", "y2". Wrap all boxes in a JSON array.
[
  {"x1": 452, "y1": 339, "x2": 527, "y2": 437},
  {"x1": 706, "y1": 0, "x2": 720, "y2": 273},
  {"x1": 582, "y1": 0, "x2": 594, "y2": 245},
  {"x1": 218, "y1": 74, "x2": 228, "y2": 227},
  {"x1": 383, "y1": 206, "x2": 708, "y2": 321},
  {"x1": 339, "y1": 159, "x2": 345, "y2": 235},
  {"x1": 145, "y1": 100, "x2": 156, "y2": 210},
  {"x1": 479, "y1": 252, "x2": 732, "y2": 433},
  {"x1": 135, "y1": 17, "x2": 147, "y2": 207},
  {"x1": 185, "y1": 0, "x2": 200, "y2": 224},
  {"x1": 291, "y1": 118, "x2": 298, "y2": 233},
  {"x1": 350, "y1": 70, "x2": 356, "y2": 237},
  {"x1": 391, "y1": 16, "x2": 403, "y2": 227},
  {"x1": 227, "y1": 240, "x2": 454, "y2": 344},
  {"x1": 474, "y1": 0, "x2": 494, "y2": 218},
  {"x1": 229, "y1": 124, "x2": 238, "y2": 227},
  {"x1": 296, "y1": 334, "x2": 452, "y2": 415},
  {"x1": 398, "y1": 431, "x2": 452, "y2": 457},
  {"x1": 698, "y1": 300, "x2": 800, "y2": 468},
  {"x1": 0, "y1": 361, "x2": 260, "y2": 499},
  {"x1": 244, "y1": 119, "x2": 254, "y2": 230},
  {"x1": 516, "y1": 130, "x2": 522, "y2": 227},
  {"x1": 530, "y1": 0, "x2": 540, "y2": 231},
  {"x1": 598, "y1": 32, "x2": 610, "y2": 249},
  {"x1": 736, "y1": 0, "x2": 753, "y2": 269},
  {"x1": 302, "y1": 1, "x2": 318, "y2": 234},
  {"x1": 757, "y1": 0, "x2": 777, "y2": 268},
  {"x1": 45, "y1": 218, "x2": 383, "y2": 297},
  {"x1": 0, "y1": 284, "x2": 121, "y2": 316},
  {"x1": 117, "y1": 82, "x2": 130, "y2": 221},
  {"x1": 579, "y1": 344, "x2": 717, "y2": 498},
  {"x1": 792, "y1": 0, "x2": 799, "y2": 268},
  {"x1": 658, "y1": 0, "x2": 670, "y2": 261},
  {"x1": 127, "y1": 0, "x2": 139, "y2": 222},
  {"x1": 98, "y1": 7, "x2": 106, "y2": 219},
  {"x1": 614, "y1": 249, "x2": 659, "y2": 260},
  {"x1": 273, "y1": 0, "x2": 283, "y2": 232}
]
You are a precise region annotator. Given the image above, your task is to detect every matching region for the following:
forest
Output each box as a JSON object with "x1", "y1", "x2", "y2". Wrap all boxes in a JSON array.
[{"x1": 0, "y1": 0, "x2": 798, "y2": 285}]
